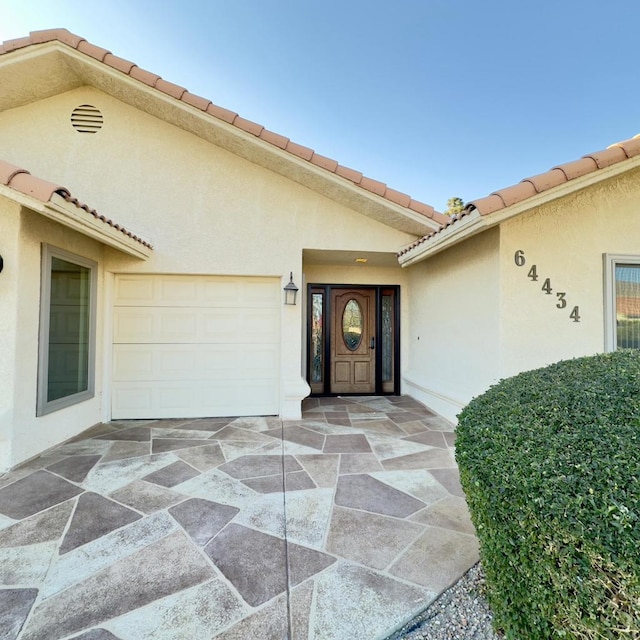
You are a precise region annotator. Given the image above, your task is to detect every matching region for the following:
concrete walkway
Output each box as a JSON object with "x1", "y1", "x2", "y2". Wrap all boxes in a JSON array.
[{"x1": 0, "y1": 396, "x2": 479, "y2": 640}]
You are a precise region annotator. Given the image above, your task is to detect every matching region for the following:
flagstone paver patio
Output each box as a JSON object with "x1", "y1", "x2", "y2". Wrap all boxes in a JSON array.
[{"x1": 0, "y1": 396, "x2": 479, "y2": 640}]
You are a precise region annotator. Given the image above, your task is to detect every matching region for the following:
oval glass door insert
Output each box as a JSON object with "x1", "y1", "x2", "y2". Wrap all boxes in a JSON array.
[{"x1": 342, "y1": 299, "x2": 363, "y2": 350}]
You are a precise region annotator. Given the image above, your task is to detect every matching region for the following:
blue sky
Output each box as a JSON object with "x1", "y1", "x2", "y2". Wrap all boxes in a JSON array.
[{"x1": 1, "y1": 1, "x2": 639, "y2": 211}]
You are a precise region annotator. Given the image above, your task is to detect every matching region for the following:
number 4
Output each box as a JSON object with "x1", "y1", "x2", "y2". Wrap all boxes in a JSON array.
[{"x1": 570, "y1": 306, "x2": 581, "y2": 323}]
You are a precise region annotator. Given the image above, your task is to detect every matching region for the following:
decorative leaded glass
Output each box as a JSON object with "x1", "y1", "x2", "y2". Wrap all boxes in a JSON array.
[
  {"x1": 382, "y1": 294, "x2": 393, "y2": 382},
  {"x1": 342, "y1": 299, "x2": 363, "y2": 351},
  {"x1": 311, "y1": 293, "x2": 323, "y2": 383}
]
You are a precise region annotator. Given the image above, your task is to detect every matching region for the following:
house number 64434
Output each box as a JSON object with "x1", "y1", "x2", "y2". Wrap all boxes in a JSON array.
[{"x1": 514, "y1": 250, "x2": 580, "y2": 322}]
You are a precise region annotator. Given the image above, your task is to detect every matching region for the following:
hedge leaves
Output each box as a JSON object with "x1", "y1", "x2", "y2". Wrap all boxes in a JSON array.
[{"x1": 456, "y1": 351, "x2": 640, "y2": 639}]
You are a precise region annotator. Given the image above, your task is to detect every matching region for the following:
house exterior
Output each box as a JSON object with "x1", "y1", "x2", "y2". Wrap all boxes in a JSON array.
[
  {"x1": 399, "y1": 137, "x2": 640, "y2": 419},
  {"x1": 1, "y1": 29, "x2": 639, "y2": 471}
]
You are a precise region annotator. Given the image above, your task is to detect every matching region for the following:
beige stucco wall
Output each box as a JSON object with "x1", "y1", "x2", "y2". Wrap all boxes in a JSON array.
[
  {"x1": 400, "y1": 168, "x2": 640, "y2": 423},
  {"x1": 0, "y1": 198, "x2": 21, "y2": 470},
  {"x1": 0, "y1": 205, "x2": 105, "y2": 469},
  {"x1": 499, "y1": 168, "x2": 640, "y2": 377},
  {"x1": 0, "y1": 87, "x2": 414, "y2": 276},
  {"x1": 403, "y1": 228, "x2": 501, "y2": 421},
  {"x1": 0, "y1": 87, "x2": 418, "y2": 466}
]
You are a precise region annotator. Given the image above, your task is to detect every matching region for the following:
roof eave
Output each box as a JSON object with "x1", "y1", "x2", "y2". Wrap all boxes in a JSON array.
[
  {"x1": 48, "y1": 193, "x2": 152, "y2": 258},
  {"x1": 0, "y1": 185, "x2": 151, "y2": 259},
  {"x1": 399, "y1": 154, "x2": 640, "y2": 266},
  {"x1": 1, "y1": 39, "x2": 440, "y2": 237},
  {"x1": 398, "y1": 209, "x2": 486, "y2": 266}
]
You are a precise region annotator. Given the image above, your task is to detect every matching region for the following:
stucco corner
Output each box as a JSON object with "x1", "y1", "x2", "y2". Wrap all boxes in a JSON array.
[{"x1": 281, "y1": 377, "x2": 311, "y2": 420}]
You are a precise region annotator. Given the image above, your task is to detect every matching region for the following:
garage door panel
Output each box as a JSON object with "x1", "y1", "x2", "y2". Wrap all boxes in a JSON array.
[
  {"x1": 114, "y1": 307, "x2": 280, "y2": 344},
  {"x1": 243, "y1": 309, "x2": 279, "y2": 338},
  {"x1": 114, "y1": 277, "x2": 155, "y2": 304},
  {"x1": 113, "y1": 344, "x2": 279, "y2": 381},
  {"x1": 160, "y1": 313, "x2": 198, "y2": 340},
  {"x1": 160, "y1": 279, "x2": 198, "y2": 303},
  {"x1": 113, "y1": 347, "x2": 155, "y2": 378},
  {"x1": 115, "y1": 275, "x2": 280, "y2": 308},
  {"x1": 112, "y1": 275, "x2": 280, "y2": 419},
  {"x1": 200, "y1": 345, "x2": 278, "y2": 377},
  {"x1": 112, "y1": 379, "x2": 278, "y2": 418},
  {"x1": 202, "y1": 280, "x2": 244, "y2": 306},
  {"x1": 235, "y1": 345, "x2": 280, "y2": 375},
  {"x1": 114, "y1": 311, "x2": 155, "y2": 342},
  {"x1": 112, "y1": 386, "x2": 154, "y2": 412},
  {"x1": 201, "y1": 309, "x2": 279, "y2": 342}
]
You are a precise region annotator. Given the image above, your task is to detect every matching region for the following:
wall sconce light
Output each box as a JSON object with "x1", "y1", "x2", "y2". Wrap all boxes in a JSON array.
[
  {"x1": 0, "y1": 255, "x2": 3, "y2": 273},
  {"x1": 283, "y1": 272, "x2": 299, "y2": 305}
]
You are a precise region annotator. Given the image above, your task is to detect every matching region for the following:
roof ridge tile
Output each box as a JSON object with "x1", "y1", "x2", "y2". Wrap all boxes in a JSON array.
[
  {"x1": 233, "y1": 116, "x2": 264, "y2": 137},
  {"x1": 0, "y1": 160, "x2": 30, "y2": 185},
  {"x1": 29, "y1": 28, "x2": 85, "y2": 48},
  {"x1": 259, "y1": 129, "x2": 289, "y2": 150},
  {"x1": 553, "y1": 157, "x2": 598, "y2": 181},
  {"x1": 103, "y1": 53, "x2": 136, "y2": 75},
  {"x1": 182, "y1": 92, "x2": 211, "y2": 112},
  {"x1": 206, "y1": 103, "x2": 237, "y2": 124},
  {"x1": 285, "y1": 141, "x2": 314, "y2": 161},
  {"x1": 609, "y1": 136, "x2": 640, "y2": 158},
  {"x1": 1, "y1": 36, "x2": 33, "y2": 53},
  {"x1": 129, "y1": 66, "x2": 161, "y2": 88},
  {"x1": 310, "y1": 152, "x2": 338, "y2": 172},
  {"x1": 384, "y1": 188, "x2": 411, "y2": 208},
  {"x1": 359, "y1": 176, "x2": 386, "y2": 197},
  {"x1": 76, "y1": 40, "x2": 111, "y2": 62},
  {"x1": 335, "y1": 165, "x2": 363, "y2": 184},
  {"x1": 521, "y1": 169, "x2": 566, "y2": 193},
  {"x1": 583, "y1": 146, "x2": 627, "y2": 169},
  {"x1": 155, "y1": 78, "x2": 187, "y2": 100},
  {"x1": 492, "y1": 182, "x2": 537, "y2": 208}
]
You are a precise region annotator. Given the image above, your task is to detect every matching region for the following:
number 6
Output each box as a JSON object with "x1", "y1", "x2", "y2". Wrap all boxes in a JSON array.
[{"x1": 514, "y1": 250, "x2": 525, "y2": 267}]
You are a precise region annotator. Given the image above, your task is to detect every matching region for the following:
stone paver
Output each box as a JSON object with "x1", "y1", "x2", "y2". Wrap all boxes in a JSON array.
[
  {"x1": 0, "y1": 588, "x2": 39, "y2": 640},
  {"x1": 0, "y1": 396, "x2": 478, "y2": 640}
]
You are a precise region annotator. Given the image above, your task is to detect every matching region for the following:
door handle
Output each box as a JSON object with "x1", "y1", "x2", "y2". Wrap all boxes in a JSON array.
[{"x1": 370, "y1": 337, "x2": 375, "y2": 350}]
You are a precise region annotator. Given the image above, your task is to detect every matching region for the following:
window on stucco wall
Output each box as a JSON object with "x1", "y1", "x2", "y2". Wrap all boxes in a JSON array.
[
  {"x1": 37, "y1": 246, "x2": 97, "y2": 416},
  {"x1": 604, "y1": 254, "x2": 640, "y2": 351}
]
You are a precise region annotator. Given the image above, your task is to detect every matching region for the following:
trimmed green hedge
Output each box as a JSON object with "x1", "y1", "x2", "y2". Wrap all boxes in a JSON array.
[{"x1": 455, "y1": 350, "x2": 640, "y2": 639}]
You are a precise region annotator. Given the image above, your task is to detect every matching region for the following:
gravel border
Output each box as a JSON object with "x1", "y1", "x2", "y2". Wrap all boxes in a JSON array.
[{"x1": 385, "y1": 564, "x2": 501, "y2": 640}]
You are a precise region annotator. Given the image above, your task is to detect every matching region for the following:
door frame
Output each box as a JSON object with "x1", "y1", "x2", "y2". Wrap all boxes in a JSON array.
[{"x1": 306, "y1": 283, "x2": 401, "y2": 396}]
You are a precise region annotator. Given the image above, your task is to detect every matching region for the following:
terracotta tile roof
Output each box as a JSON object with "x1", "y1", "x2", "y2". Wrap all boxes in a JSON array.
[
  {"x1": 398, "y1": 133, "x2": 640, "y2": 257},
  {"x1": 0, "y1": 159, "x2": 152, "y2": 248},
  {"x1": 0, "y1": 29, "x2": 448, "y2": 227}
]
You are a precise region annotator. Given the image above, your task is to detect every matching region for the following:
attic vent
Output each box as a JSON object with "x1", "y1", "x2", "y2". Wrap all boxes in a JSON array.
[{"x1": 71, "y1": 105, "x2": 103, "y2": 133}]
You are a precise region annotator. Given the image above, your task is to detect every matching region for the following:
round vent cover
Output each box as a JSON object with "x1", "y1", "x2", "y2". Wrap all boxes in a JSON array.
[{"x1": 71, "y1": 105, "x2": 103, "y2": 133}]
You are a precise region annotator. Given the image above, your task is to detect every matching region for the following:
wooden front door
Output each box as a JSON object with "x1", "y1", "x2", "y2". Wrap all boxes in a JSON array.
[{"x1": 330, "y1": 289, "x2": 376, "y2": 394}]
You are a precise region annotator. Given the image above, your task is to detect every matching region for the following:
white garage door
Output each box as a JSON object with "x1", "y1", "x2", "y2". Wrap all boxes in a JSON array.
[{"x1": 112, "y1": 275, "x2": 280, "y2": 419}]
